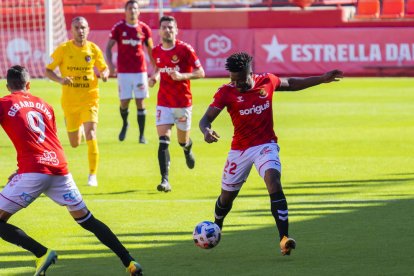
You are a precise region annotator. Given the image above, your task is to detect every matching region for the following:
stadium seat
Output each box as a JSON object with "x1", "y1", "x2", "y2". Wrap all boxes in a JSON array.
[
  {"x1": 76, "y1": 5, "x2": 97, "y2": 12},
  {"x1": 354, "y1": 0, "x2": 380, "y2": 18},
  {"x1": 405, "y1": 0, "x2": 414, "y2": 17},
  {"x1": 82, "y1": 0, "x2": 102, "y2": 3},
  {"x1": 63, "y1": 0, "x2": 83, "y2": 4},
  {"x1": 100, "y1": 0, "x2": 130, "y2": 9},
  {"x1": 380, "y1": 0, "x2": 404, "y2": 18},
  {"x1": 290, "y1": 0, "x2": 315, "y2": 9},
  {"x1": 63, "y1": 5, "x2": 77, "y2": 13},
  {"x1": 0, "y1": 0, "x2": 22, "y2": 7}
]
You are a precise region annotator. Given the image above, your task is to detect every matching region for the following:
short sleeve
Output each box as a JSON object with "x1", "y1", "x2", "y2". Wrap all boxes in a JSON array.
[
  {"x1": 0, "y1": 100, "x2": 4, "y2": 123},
  {"x1": 46, "y1": 45, "x2": 64, "y2": 70},
  {"x1": 185, "y1": 44, "x2": 201, "y2": 69},
  {"x1": 109, "y1": 24, "x2": 118, "y2": 41},
  {"x1": 268, "y1": 73, "x2": 281, "y2": 91},
  {"x1": 142, "y1": 23, "x2": 152, "y2": 44},
  {"x1": 209, "y1": 87, "x2": 226, "y2": 110}
]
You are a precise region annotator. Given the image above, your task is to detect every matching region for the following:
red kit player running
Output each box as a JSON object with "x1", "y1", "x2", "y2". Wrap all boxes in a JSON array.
[
  {"x1": 0, "y1": 66, "x2": 143, "y2": 276},
  {"x1": 149, "y1": 15, "x2": 205, "y2": 192},
  {"x1": 199, "y1": 52, "x2": 343, "y2": 256}
]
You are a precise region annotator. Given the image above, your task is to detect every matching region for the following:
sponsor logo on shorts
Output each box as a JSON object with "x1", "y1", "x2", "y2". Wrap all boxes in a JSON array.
[
  {"x1": 260, "y1": 146, "x2": 272, "y2": 155},
  {"x1": 178, "y1": 116, "x2": 187, "y2": 122},
  {"x1": 19, "y1": 192, "x2": 35, "y2": 204},
  {"x1": 8, "y1": 174, "x2": 21, "y2": 187},
  {"x1": 63, "y1": 189, "x2": 80, "y2": 203},
  {"x1": 137, "y1": 83, "x2": 145, "y2": 90},
  {"x1": 39, "y1": 150, "x2": 59, "y2": 166}
]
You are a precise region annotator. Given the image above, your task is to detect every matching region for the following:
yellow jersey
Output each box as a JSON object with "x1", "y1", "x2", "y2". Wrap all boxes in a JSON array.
[{"x1": 46, "y1": 40, "x2": 107, "y2": 107}]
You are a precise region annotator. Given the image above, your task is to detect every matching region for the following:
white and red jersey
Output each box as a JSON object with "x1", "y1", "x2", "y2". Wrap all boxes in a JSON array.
[
  {"x1": 152, "y1": 40, "x2": 202, "y2": 108},
  {"x1": 109, "y1": 19, "x2": 152, "y2": 73},
  {"x1": 0, "y1": 91, "x2": 68, "y2": 175},
  {"x1": 210, "y1": 73, "x2": 281, "y2": 150}
]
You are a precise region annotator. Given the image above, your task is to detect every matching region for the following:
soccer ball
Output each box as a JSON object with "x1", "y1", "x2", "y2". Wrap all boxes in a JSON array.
[{"x1": 193, "y1": 221, "x2": 221, "y2": 249}]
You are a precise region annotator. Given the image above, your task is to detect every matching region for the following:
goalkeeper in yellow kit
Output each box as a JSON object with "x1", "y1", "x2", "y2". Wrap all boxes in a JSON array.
[{"x1": 45, "y1": 17, "x2": 109, "y2": 187}]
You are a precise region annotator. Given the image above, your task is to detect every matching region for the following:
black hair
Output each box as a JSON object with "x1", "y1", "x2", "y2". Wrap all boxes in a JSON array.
[
  {"x1": 225, "y1": 52, "x2": 253, "y2": 73},
  {"x1": 7, "y1": 65, "x2": 30, "y2": 91},
  {"x1": 125, "y1": 0, "x2": 139, "y2": 9},
  {"x1": 159, "y1": 15, "x2": 176, "y2": 27}
]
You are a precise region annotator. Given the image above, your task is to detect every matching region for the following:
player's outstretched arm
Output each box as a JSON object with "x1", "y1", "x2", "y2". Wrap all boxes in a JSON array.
[
  {"x1": 169, "y1": 66, "x2": 205, "y2": 81},
  {"x1": 278, "y1": 69, "x2": 343, "y2": 92},
  {"x1": 199, "y1": 107, "x2": 221, "y2": 144}
]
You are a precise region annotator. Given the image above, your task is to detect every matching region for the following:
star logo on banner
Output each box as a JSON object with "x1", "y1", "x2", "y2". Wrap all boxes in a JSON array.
[{"x1": 262, "y1": 35, "x2": 288, "y2": 62}]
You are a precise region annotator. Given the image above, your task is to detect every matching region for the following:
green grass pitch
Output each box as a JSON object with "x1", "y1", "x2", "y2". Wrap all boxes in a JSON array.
[{"x1": 0, "y1": 77, "x2": 413, "y2": 275}]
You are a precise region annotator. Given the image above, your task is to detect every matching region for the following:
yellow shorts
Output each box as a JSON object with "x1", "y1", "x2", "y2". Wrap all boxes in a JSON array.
[{"x1": 63, "y1": 103, "x2": 99, "y2": 132}]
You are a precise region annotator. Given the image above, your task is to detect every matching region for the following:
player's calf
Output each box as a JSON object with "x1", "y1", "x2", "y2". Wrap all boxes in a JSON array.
[{"x1": 179, "y1": 139, "x2": 195, "y2": 169}]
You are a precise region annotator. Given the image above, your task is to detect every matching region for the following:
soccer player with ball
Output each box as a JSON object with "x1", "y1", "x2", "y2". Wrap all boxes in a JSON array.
[{"x1": 199, "y1": 52, "x2": 343, "y2": 255}]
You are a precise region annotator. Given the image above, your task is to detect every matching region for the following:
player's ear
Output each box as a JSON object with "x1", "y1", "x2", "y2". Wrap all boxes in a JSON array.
[{"x1": 26, "y1": 81, "x2": 31, "y2": 90}]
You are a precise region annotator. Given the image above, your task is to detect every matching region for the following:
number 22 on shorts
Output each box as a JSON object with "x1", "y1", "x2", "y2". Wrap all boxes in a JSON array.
[{"x1": 224, "y1": 160, "x2": 237, "y2": 175}]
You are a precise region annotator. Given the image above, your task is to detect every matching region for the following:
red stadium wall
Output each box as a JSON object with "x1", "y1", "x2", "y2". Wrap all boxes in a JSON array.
[
  {"x1": 2, "y1": 8, "x2": 413, "y2": 77},
  {"x1": 65, "y1": 9, "x2": 414, "y2": 30},
  {"x1": 87, "y1": 27, "x2": 414, "y2": 77},
  {"x1": 65, "y1": 8, "x2": 414, "y2": 77}
]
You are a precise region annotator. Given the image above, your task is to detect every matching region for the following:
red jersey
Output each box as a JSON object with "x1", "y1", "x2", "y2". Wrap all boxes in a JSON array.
[
  {"x1": 109, "y1": 19, "x2": 152, "y2": 73},
  {"x1": 0, "y1": 91, "x2": 68, "y2": 175},
  {"x1": 152, "y1": 40, "x2": 202, "y2": 108},
  {"x1": 210, "y1": 73, "x2": 281, "y2": 150}
]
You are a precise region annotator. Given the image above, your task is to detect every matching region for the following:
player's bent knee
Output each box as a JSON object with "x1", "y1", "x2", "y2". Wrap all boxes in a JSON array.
[{"x1": 70, "y1": 207, "x2": 90, "y2": 220}]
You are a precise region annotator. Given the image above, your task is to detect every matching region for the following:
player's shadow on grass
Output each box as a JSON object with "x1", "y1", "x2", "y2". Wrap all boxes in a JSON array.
[
  {"x1": 290, "y1": 176, "x2": 414, "y2": 185},
  {"x1": 2, "y1": 198, "x2": 414, "y2": 275},
  {"x1": 246, "y1": 176, "x2": 414, "y2": 198}
]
